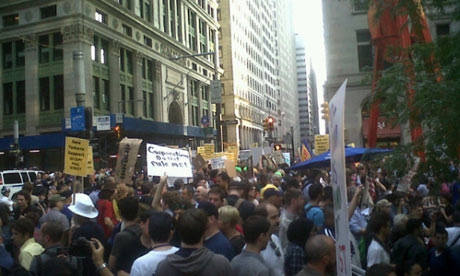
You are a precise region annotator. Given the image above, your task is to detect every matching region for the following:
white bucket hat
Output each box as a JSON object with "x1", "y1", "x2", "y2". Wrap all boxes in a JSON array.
[{"x1": 68, "y1": 193, "x2": 98, "y2": 219}]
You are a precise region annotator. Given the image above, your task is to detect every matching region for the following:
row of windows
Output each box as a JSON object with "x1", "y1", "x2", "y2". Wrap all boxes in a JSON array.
[{"x1": 3, "y1": 5, "x2": 56, "y2": 28}]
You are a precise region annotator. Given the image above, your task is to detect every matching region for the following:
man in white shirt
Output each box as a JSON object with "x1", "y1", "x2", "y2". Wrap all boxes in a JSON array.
[
  {"x1": 367, "y1": 211, "x2": 392, "y2": 267},
  {"x1": 131, "y1": 212, "x2": 179, "y2": 276},
  {"x1": 446, "y1": 212, "x2": 460, "y2": 247}
]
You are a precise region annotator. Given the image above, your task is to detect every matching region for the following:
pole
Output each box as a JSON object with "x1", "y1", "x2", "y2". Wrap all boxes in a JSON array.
[
  {"x1": 73, "y1": 51, "x2": 86, "y2": 107},
  {"x1": 214, "y1": 33, "x2": 223, "y2": 152},
  {"x1": 290, "y1": 126, "x2": 295, "y2": 164},
  {"x1": 14, "y1": 120, "x2": 19, "y2": 168}
]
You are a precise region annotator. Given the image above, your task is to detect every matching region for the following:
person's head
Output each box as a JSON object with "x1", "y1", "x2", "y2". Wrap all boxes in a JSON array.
[
  {"x1": 141, "y1": 182, "x2": 152, "y2": 195},
  {"x1": 173, "y1": 178, "x2": 185, "y2": 191},
  {"x1": 182, "y1": 185, "x2": 196, "y2": 203},
  {"x1": 98, "y1": 184, "x2": 117, "y2": 201},
  {"x1": 322, "y1": 186, "x2": 333, "y2": 205},
  {"x1": 243, "y1": 215, "x2": 271, "y2": 250},
  {"x1": 118, "y1": 196, "x2": 139, "y2": 222},
  {"x1": 271, "y1": 173, "x2": 282, "y2": 187},
  {"x1": 394, "y1": 214, "x2": 409, "y2": 233},
  {"x1": 284, "y1": 189, "x2": 304, "y2": 213},
  {"x1": 255, "y1": 203, "x2": 280, "y2": 234},
  {"x1": 305, "y1": 235, "x2": 336, "y2": 274},
  {"x1": 218, "y1": 205, "x2": 240, "y2": 232},
  {"x1": 161, "y1": 191, "x2": 181, "y2": 211},
  {"x1": 208, "y1": 186, "x2": 226, "y2": 208},
  {"x1": 309, "y1": 183, "x2": 323, "y2": 201},
  {"x1": 408, "y1": 200, "x2": 423, "y2": 219},
  {"x1": 365, "y1": 263, "x2": 396, "y2": 276},
  {"x1": 367, "y1": 211, "x2": 392, "y2": 239},
  {"x1": 16, "y1": 190, "x2": 31, "y2": 209},
  {"x1": 323, "y1": 205, "x2": 335, "y2": 228},
  {"x1": 39, "y1": 221, "x2": 64, "y2": 248},
  {"x1": 198, "y1": 201, "x2": 219, "y2": 231},
  {"x1": 432, "y1": 225, "x2": 448, "y2": 251},
  {"x1": 116, "y1": 183, "x2": 129, "y2": 200},
  {"x1": 148, "y1": 211, "x2": 174, "y2": 243},
  {"x1": 48, "y1": 194, "x2": 65, "y2": 210},
  {"x1": 195, "y1": 186, "x2": 209, "y2": 202},
  {"x1": 60, "y1": 190, "x2": 73, "y2": 205},
  {"x1": 404, "y1": 262, "x2": 423, "y2": 276},
  {"x1": 242, "y1": 183, "x2": 257, "y2": 200},
  {"x1": 228, "y1": 181, "x2": 243, "y2": 197},
  {"x1": 216, "y1": 172, "x2": 231, "y2": 190},
  {"x1": 177, "y1": 208, "x2": 208, "y2": 246},
  {"x1": 375, "y1": 199, "x2": 393, "y2": 215},
  {"x1": 22, "y1": 182, "x2": 33, "y2": 193},
  {"x1": 263, "y1": 188, "x2": 282, "y2": 208},
  {"x1": 11, "y1": 218, "x2": 34, "y2": 247},
  {"x1": 287, "y1": 218, "x2": 316, "y2": 247},
  {"x1": 406, "y1": 218, "x2": 423, "y2": 237}
]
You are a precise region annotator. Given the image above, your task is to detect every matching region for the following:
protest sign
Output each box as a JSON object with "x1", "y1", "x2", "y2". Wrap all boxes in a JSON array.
[
  {"x1": 197, "y1": 146, "x2": 205, "y2": 155},
  {"x1": 239, "y1": 150, "x2": 251, "y2": 161},
  {"x1": 64, "y1": 137, "x2": 89, "y2": 177},
  {"x1": 329, "y1": 80, "x2": 351, "y2": 276},
  {"x1": 192, "y1": 154, "x2": 208, "y2": 170},
  {"x1": 146, "y1": 143, "x2": 193, "y2": 178},
  {"x1": 114, "y1": 138, "x2": 143, "y2": 185},
  {"x1": 272, "y1": 151, "x2": 286, "y2": 165},
  {"x1": 315, "y1": 134, "x2": 330, "y2": 155},
  {"x1": 224, "y1": 159, "x2": 237, "y2": 178},
  {"x1": 87, "y1": 146, "x2": 94, "y2": 175},
  {"x1": 210, "y1": 156, "x2": 227, "y2": 170},
  {"x1": 282, "y1": 152, "x2": 291, "y2": 166}
]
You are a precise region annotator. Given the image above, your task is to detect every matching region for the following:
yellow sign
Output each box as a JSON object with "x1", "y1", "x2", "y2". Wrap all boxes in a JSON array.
[
  {"x1": 314, "y1": 134, "x2": 330, "y2": 155},
  {"x1": 197, "y1": 146, "x2": 205, "y2": 154},
  {"x1": 202, "y1": 143, "x2": 215, "y2": 160},
  {"x1": 64, "y1": 137, "x2": 89, "y2": 177},
  {"x1": 87, "y1": 146, "x2": 94, "y2": 175}
]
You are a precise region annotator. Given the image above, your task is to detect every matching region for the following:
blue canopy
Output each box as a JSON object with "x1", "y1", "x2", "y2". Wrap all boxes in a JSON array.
[{"x1": 289, "y1": 147, "x2": 392, "y2": 170}]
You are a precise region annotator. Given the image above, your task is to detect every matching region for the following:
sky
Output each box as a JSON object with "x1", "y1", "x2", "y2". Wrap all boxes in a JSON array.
[{"x1": 292, "y1": 0, "x2": 327, "y2": 134}]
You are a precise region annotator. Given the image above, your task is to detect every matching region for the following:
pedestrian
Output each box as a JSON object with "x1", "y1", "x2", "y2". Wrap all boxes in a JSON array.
[
  {"x1": 279, "y1": 189, "x2": 303, "y2": 252},
  {"x1": 285, "y1": 218, "x2": 315, "y2": 276},
  {"x1": 295, "y1": 235, "x2": 336, "y2": 276},
  {"x1": 39, "y1": 194, "x2": 69, "y2": 231},
  {"x1": 304, "y1": 184, "x2": 325, "y2": 230},
  {"x1": 11, "y1": 217, "x2": 44, "y2": 271},
  {"x1": 366, "y1": 211, "x2": 392, "y2": 267},
  {"x1": 218, "y1": 205, "x2": 245, "y2": 255},
  {"x1": 96, "y1": 183, "x2": 118, "y2": 238}
]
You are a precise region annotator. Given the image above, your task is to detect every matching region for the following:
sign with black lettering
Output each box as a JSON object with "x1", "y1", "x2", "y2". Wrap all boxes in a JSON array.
[
  {"x1": 146, "y1": 143, "x2": 192, "y2": 178},
  {"x1": 114, "y1": 138, "x2": 143, "y2": 184},
  {"x1": 64, "y1": 137, "x2": 89, "y2": 177}
]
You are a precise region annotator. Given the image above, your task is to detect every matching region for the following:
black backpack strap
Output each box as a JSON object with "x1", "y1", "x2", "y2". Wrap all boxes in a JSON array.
[
  {"x1": 449, "y1": 229, "x2": 460, "y2": 248},
  {"x1": 36, "y1": 254, "x2": 43, "y2": 276}
]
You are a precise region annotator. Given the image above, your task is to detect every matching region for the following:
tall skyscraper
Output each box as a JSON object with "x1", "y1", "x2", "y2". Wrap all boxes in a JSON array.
[{"x1": 218, "y1": 0, "x2": 298, "y2": 149}]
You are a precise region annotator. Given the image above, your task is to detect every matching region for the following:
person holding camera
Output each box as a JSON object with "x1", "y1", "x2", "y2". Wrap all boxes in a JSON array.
[{"x1": 29, "y1": 221, "x2": 82, "y2": 276}]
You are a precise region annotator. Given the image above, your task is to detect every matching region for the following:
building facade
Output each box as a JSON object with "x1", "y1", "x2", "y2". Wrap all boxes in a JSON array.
[
  {"x1": 218, "y1": 0, "x2": 298, "y2": 150},
  {"x1": 322, "y1": 0, "x2": 460, "y2": 147},
  {"x1": 295, "y1": 34, "x2": 318, "y2": 147},
  {"x1": 0, "y1": 0, "x2": 220, "y2": 170}
]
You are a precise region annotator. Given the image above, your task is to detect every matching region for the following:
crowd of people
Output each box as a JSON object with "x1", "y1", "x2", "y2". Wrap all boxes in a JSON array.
[{"x1": 0, "y1": 161, "x2": 460, "y2": 276}]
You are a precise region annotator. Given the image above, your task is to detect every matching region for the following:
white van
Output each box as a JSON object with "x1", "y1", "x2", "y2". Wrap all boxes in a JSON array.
[{"x1": 0, "y1": 170, "x2": 44, "y2": 198}]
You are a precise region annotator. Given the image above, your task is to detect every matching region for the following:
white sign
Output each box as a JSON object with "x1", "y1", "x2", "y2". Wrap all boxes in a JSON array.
[
  {"x1": 282, "y1": 152, "x2": 291, "y2": 166},
  {"x1": 239, "y1": 150, "x2": 251, "y2": 161},
  {"x1": 65, "y1": 118, "x2": 71, "y2": 129},
  {"x1": 329, "y1": 79, "x2": 352, "y2": 276},
  {"x1": 210, "y1": 156, "x2": 227, "y2": 169},
  {"x1": 146, "y1": 143, "x2": 192, "y2": 178},
  {"x1": 210, "y1": 80, "x2": 222, "y2": 104},
  {"x1": 115, "y1": 113, "x2": 124, "y2": 124},
  {"x1": 96, "y1": 116, "x2": 111, "y2": 131}
]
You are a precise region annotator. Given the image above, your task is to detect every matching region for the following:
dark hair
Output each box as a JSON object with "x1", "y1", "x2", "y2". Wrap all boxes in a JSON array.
[
  {"x1": 118, "y1": 196, "x2": 139, "y2": 221},
  {"x1": 140, "y1": 182, "x2": 152, "y2": 195},
  {"x1": 41, "y1": 221, "x2": 64, "y2": 243},
  {"x1": 365, "y1": 263, "x2": 395, "y2": 276},
  {"x1": 218, "y1": 172, "x2": 231, "y2": 183},
  {"x1": 208, "y1": 186, "x2": 225, "y2": 200},
  {"x1": 148, "y1": 212, "x2": 174, "y2": 243},
  {"x1": 286, "y1": 178, "x2": 300, "y2": 190},
  {"x1": 22, "y1": 182, "x2": 33, "y2": 193},
  {"x1": 173, "y1": 179, "x2": 185, "y2": 190},
  {"x1": 98, "y1": 189, "x2": 115, "y2": 200},
  {"x1": 177, "y1": 208, "x2": 208, "y2": 245},
  {"x1": 287, "y1": 218, "x2": 315, "y2": 247},
  {"x1": 139, "y1": 209, "x2": 156, "y2": 223},
  {"x1": 283, "y1": 189, "x2": 302, "y2": 206},
  {"x1": 406, "y1": 218, "x2": 423, "y2": 234},
  {"x1": 308, "y1": 183, "x2": 323, "y2": 200},
  {"x1": 238, "y1": 200, "x2": 256, "y2": 221},
  {"x1": 323, "y1": 186, "x2": 333, "y2": 202},
  {"x1": 253, "y1": 203, "x2": 269, "y2": 218},
  {"x1": 162, "y1": 191, "x2": 181, "y2": 211},
  {"x1": 435, "y1": 224, "x2": 448, "y2": 236},
  {"x1": 243, "y1": 215, "x2": 270, "y2": 244},
  {"x1": 183, "y1": 185, "x2": 195, "y2": 196},
  {"x1": 210, "y1": 169, "x2": 219, "y2": 179},
  {"x1": 228, "y1": 181, "x2": 243, "y2": 191},
  {"x1": 198, "y1": 201, "x2": 219, "y2": 218},
  {"x1": 11, "y1": 218, "x2": 35, "y2": 237},
  {"x1": 16, "y1": 190, "x2": 31, "y2": 204},
  {"x1": 367, "y1": 211, "x2": 392, "y2": 235}
]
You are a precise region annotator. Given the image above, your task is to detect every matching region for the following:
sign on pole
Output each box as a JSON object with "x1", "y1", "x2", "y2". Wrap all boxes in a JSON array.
[
  {"x1": 114, "y1": 138, "x2": 143, "y2": 185},
  {"x1": 64, "y1": 137, "x2": 89, "y2": 177},
  {"x1": 96, "y1": 116, "x2": 111, "y2": 131},
  {"x1": 70, "y1": 106, "x2": 85, "y2": 132},
  {"x1": 329, "y1": 79, "x2": 352, "y2": 276},
  {"x1": 210, "y1": 80, "x2": 222, "y2": 104},
  {"x1": 146, "y1": 143, "x2": 192, "y2": 178},
  {"x1": 314, "y1": 134, "x2": 330, "y2": 155},
  {"x1": 87, "y1": 146, "x2": 94, "y2": 175}
]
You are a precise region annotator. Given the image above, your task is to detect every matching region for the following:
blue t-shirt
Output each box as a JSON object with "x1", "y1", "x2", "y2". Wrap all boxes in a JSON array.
[
  {"x1": 305, "y1": 203, "x2": 324, "y2": 229},
  {"x1": 204, "y1": 231, "x2": 235, "y2": 261}
]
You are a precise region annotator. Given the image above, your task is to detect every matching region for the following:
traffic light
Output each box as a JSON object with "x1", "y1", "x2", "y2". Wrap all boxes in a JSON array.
[
  {"x1": 274, "y1": 144, "x2": 282, "y2": 151},
  {"x1": 321, "y1": 101, "x2": 329, "y2": 121},
  {"x1": 114, "y1": 125, "x2": 121, "y2": 139}
]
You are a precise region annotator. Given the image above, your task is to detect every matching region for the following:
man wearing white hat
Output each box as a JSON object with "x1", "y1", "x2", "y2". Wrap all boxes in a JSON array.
[{"x1": 69, "y1": 193, "x2": 106, "y2": 276}]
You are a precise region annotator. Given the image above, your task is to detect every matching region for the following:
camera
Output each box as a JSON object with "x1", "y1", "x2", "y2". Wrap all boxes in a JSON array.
[{"x1": 69, "y1": 237, "x2": 92, "y2": 258}]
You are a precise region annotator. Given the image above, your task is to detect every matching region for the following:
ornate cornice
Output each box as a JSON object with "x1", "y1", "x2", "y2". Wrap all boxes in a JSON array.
[{"x1": 61, "y1": 24, "x2": 94, "y2": 44}]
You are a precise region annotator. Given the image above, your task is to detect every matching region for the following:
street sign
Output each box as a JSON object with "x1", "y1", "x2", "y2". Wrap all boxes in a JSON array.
[
  {"x1": 210, "y1": 80, "x2": 222, "y2": 104},
  {"x1": 70, "y1": 106, "x2": 85, "y2": 132},
  {"x1": 115, "y1": 113, "x2": 124, "y2": 124},
  {"x1": 65, "y1": 118, "x2": 71, "y2": 129},
  {"x1": 96, "y1": 116, "x2": 111, "y2": 131},
  {"x1": 201, "y1": 116, "x2": 210, "y2": 127},
  {"x1": 223, "y1": 120, "x2": 238, "y2": 125}
]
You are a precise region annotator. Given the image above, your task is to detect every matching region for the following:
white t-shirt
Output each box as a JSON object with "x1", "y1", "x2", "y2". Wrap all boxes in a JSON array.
[
  {"x1": 130, "y1": 247, "x2": 179, "y2": 276},
  {"x1": 261, "y1": 234, "x2": 285, "y2": 276},
  {"x1": 446, "y1": 227, "x2": 460, "y2": 247},
  {"x1": 367, "y1": 239, "x2": 390, "y2": 267}
]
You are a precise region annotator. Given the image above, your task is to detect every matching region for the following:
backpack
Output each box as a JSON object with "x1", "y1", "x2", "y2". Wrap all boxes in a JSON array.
[{"x1": 35, "y1": 250, "x2": 83, "y2": 276}]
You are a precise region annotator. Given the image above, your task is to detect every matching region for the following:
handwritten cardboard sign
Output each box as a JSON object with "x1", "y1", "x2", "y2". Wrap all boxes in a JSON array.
[
  {"x1": 192, "y1": 154, "x2": 208, "y2": 170},
  {"x1": 114, "y1": 138, "x2": 143, "y2": 185},
  {"x1": 64, "y1": 137, "x2": 89, "y2": 177},
  {"x1": 146, "y1": 143, "x2": 192, "y2": 178},
  {"x1": 210, "y1": 156, "x2": 227, "y2": 170}
]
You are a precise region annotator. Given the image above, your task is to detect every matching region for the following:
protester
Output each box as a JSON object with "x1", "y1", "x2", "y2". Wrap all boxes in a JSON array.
[
  {"x1": 285, "y1": 218, "x2": 315, "y2": 276},
  {"x1": 131, "y1": 211, "x2": 179, "y2": 276},
  {"x1": 231, "y1": 215, "x2": 271, "y2": 275},
  {"x1": 11, "y1": 217, "x2": 44, "y2": 270},
  {"x1": 39, "y1": 194, "x2": 69, "y2": 231},
  {"x1": 304, "y1": 183, "x2": 324, "y2": 229},
  {"x1": 263, "y1": 188, "x2": 283, "y2": 208},
  {"x1": 216, "y1": 172, "x2": 231, "y2": 192},
  {"x1": 195, "y1": 186, "x2": 209, "y2": 202},
  {"x1": 13, "y1": 191, "x2": 40, "y2": 219},
  {"x1": 218, "y1": 205, "x2": 245, "y2": 255},
  {"x1": 208, "y1": 186, "x2": 226, "y2": 208},
  {"x1": 295, "y1": 235, "x2": 336, "y2": 276},
  {"x1": 155, "y1": 208, "x2": 232, "y2": 276},
  {"x1": 366, "y1": 211, "x2": 392, "y2": 267},
  {"x1": 279, "y1": 189, "x2": 304, "y2": 252},
  {"x1": 446, "y1": 211, "x2": 460, "y2": 247},
  {"x1": 97, "y1": 183, "x2": 118, "y2": 238},
  {"x1": 182, "y1": 185, "x2": 198, "y2": 207}
]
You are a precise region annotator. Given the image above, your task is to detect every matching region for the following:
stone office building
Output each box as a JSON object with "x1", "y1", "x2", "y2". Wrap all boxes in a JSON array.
[{"x1": 0, "y1": 0, "x2": 220, "y2": 170}]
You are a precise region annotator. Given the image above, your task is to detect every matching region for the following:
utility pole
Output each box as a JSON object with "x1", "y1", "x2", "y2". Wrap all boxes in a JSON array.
[{"x1": 290, "y1": 126, "x2": 295, "y2": 164}]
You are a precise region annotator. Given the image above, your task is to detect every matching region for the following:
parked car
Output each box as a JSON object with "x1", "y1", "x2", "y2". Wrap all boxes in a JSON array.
[{"x1": 0, "y1": 170, "x2": 44, "y2": 199}]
